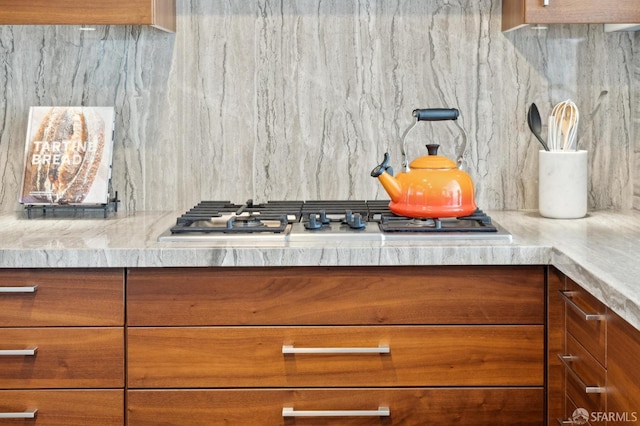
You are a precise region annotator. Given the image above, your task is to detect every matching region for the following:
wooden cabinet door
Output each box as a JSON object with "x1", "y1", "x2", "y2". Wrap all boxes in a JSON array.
[
  {"x1": 607, "y1": 310, "x2": 640, "y2": 425},
  {"x1": 564, "y1": 279, "x2": 607, "y2": 366},
  {"x1": 127, "y1": 266, "x2": 544, "y2": 326},
  {"x1": 564, "y1": 334, "x2": 606, "y2": 423},
  {"x1": 0, "y1": 268, "x2": 124, "y2": 327},
  {"x1": 0, "y1": 328, "x2": 124, "y2": 388},
  {"x1": 128, "y1": 325, "x2": 543, "y2": 388},
  {"x1": 502, "y1": 0, "x2": 640, "y2": 31},
  {"x1": 0, "y1": 390, "x2": 123, "y2": 426},
  {"x1": 128, "y1": 388, "x2": 544, "y2": 426}
]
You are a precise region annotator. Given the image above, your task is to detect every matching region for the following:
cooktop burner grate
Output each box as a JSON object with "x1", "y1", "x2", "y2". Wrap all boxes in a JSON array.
[
  {"x1": 377, "y1": 208, "x2": 498, "y2": 233},
  {"x1": 170, "y1": 200, "x2": 303, "y2": 234},
  {"x1": 166, "y1": 199, "x2": 504, "y2": 237}
]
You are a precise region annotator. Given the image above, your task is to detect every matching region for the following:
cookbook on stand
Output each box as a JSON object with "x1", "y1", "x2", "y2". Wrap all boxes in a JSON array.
[{"x1": 19, "y1": 106, "x2": 115, "y2": 206}]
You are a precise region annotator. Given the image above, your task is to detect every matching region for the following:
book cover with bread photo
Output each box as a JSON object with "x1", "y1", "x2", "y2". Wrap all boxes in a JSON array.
[{"x1": 19, "y1": 106, "x2": 115, "y2": 205}]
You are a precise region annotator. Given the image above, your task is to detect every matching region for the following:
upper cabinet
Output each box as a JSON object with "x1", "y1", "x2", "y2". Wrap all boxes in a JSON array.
[
  {"x1": 502, "y1": 0, "x2": 640, "y2": 32},
  {"x1": 0, "y1": 0, "x2": 176, "y2": 33}
]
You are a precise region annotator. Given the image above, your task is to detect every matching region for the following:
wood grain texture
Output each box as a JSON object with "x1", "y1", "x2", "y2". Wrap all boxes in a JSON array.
[
  {"x1": 126, "y1": 266, "x2": 545, "y2": 326},
  {"x1": 607, "y1": 310, "x2": 640, "y2": 425},
  {"x1": 503, "y1": 0, "x2": 640, "y2": 30},
  {"x1": 523, "y1": 0, "x2": 640, "y2": 24},
  {"x1": 501, "y1": 0, "x2": 527, "y2": 32},
  {"x1": 0, "y1": 268, "x2": 124, "y2": 326},
  {"x1": 0, "y1": 328, "x2": 124, "y2": 388},
  {"x1": 127, "y1": 325, "x2": 544, "y2": 388},
  {"x1": 547, "y1": 266, "x2": 566, "y2": 424},
  {"x1": 127, "y1": 388, "x2": 544, "y2": 426},
  {"x1": 565, "y1": 333, "x2": 606, "y2": 419},
  {"x1": 0, "y1": 0, "x2": 175, "y2": 31},
  {"x1": 565, "y1": 278, "x2": 607, "y2": 366},
  {"x1": 0, "y1": 390, "x2": 123, "y2": 426}
]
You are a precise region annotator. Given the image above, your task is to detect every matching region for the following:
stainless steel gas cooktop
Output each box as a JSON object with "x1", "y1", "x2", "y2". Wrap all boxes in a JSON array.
[{"x1": 158, "y1": 200, "x2": 512, "y2": 243}]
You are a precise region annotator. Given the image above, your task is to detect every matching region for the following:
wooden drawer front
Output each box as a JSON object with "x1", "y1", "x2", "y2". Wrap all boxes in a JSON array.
[
  {"x1": 0, "y1": 390, "x2": 123, "y2": 426},
  {"x1": 0, "y1": 328, "x2": 124, "y2": 388},
  {"x1": 522, "y1": 0, "x2": 640, "y2": 25},
  {"x1": 563, "y1": 280, "x2": 607, "y2": 366},
  {"x1": 562, "y1": 334, "x2": 606, "y2": 420},
  {"x1": 0, "y1": 269, "x2": 124, "y2": 326},
  {"x1": 127, "y1": 388, "x2": 544, "y2": 425},
  {"x1": 128, "y1": 326, "x2": 543, "y2": 388},
  {"x1": 126, "y1": 266, "x2": 544, "y2": 326},
  {"x1": 607, "y1": 310, "x2": 640, "y2": 424}
]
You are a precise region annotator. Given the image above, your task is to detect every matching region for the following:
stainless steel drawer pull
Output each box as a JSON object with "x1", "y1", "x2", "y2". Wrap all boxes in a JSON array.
[
  {"x1": 0, "y1": 410, "x2": 38, "y2": 419},
  {"x1": 558, "y1": 354, "x2": 605, "y2": 394},
  {"x1": 558, "y1": 290, "x2": 605, "y2": 321},
  {"x1": 557, "y1": 420, "x2": 574, "y2": 425},
  {"x1": 282, "y1": 345, "x2": 390, "y2": 354},
  {"x1": 282, "y1": 407, "x2": 390, "y2": 417},
  {"x1": 0, "y1": 347, "x2": 38, "y2": 356},
  {"x1": 0, "y1": 285, "x2": 38, "y2": 293}
]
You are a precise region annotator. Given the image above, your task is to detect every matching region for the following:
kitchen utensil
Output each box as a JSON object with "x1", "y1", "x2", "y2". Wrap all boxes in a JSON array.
[
  {"x1": 559, "y1": 101, "x2": 579, "y2": 150},
  {"x1": 549, "y1": 101, "x2": 565, "y2": 150},
  {"x1": 527, "y1": 103, "x2": 550, "y2": 151},
  {"x1": 371, "y1": 108, "x2": 477, "y2": 219},
  {"x1": 549, "y1": 100, "x2": 579, "y2": 151}
]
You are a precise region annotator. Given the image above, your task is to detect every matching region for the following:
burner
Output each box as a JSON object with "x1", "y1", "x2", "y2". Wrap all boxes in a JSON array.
[
  {"x1": 407, "y1": 218, "x2": 439, "y2": 227},
  {"x1": 377, "y1": 209, "x2": 497, "y2": 233},
  {"x1": 231, "y1": 216, "x2": 266, "y2": 228},
  {"x1": 160, "y1": 200, "x2": 510, "y2": 242}
]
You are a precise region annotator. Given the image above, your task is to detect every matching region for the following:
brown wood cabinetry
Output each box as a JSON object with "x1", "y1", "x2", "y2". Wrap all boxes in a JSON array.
[
  {"x1": 0, "y1": 268, "x2": 123, "y2": 326},
  {"x1": 126, "y1": 266, "x2": 545, "y2": 425},
  {"x1": 0, "y1": 0, "x2": 176, "y2": 33},
  {"x1": 0, "y1": 391, "x2": 123, "y2": 426},
  {"x1": 128, "y1": 325, "x2": 543, "y2": 388},
  {"x1": 554, "y1": 274, "x2": 608, "y2": 425},
  {"x1": 502, "y1": 0, "x2": 640, "y2": 31},
  {"x1": 128, "y1": 388, "x2": 544, "y2": 426},
  {"x1": 0, "y1": 328, "x2": 123, "y2": 389},
  {"x1": 16, "y1": 265, "x2": 638, "y2": 424},
  {"x1": 608, "y1": 311, "x2": 640, "y2": 425},
  {"x1": 127, "y1": 266, "x2": 543, "y2": 326},
  {"x1": 0, "y1": 269, "x2": 125, "y2": 425},
  {"x1": 548, "y1": 266, "x2": 567, "y2": 424},
  {"x1": 550, "y1": 268, "x2": 640, "y2": 425}
]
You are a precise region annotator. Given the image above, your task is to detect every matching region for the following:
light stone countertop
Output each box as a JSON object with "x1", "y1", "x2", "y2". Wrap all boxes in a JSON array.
[{"x1": 0, "y1": 209, "x2": 638, "y2": 332}]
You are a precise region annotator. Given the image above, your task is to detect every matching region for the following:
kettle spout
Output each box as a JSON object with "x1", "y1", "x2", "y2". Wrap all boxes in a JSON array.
[{"x1": 371, "y1": 153, "x2": 402, "y2": 202}]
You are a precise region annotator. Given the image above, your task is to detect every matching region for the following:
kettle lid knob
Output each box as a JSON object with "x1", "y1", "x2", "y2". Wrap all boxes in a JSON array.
[{"x1": 426, "y1": 144, "x2": 439, "y2": 156}]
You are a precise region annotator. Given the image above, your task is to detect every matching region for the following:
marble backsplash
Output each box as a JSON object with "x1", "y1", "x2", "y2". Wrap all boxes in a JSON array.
[
  {"x1": 634, "y1": 37, "x2": 640, "y2": 210},
  {"x1": 0, "y1": 0, "x2": 637, "y2": 213}
]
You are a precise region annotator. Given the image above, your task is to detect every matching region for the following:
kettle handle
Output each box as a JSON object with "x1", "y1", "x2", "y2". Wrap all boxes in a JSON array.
[
  {"x1": 413, "y1": 108, "x2": 459, "y2": 121},
  {"x1": 402, "y1": 108, "x2": 467, "y2": 172}
]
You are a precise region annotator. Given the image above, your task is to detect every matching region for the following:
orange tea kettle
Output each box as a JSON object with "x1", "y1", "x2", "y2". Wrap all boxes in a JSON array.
[{"x1": 370, "y1": 108, "x2": 477, "y2": 219}]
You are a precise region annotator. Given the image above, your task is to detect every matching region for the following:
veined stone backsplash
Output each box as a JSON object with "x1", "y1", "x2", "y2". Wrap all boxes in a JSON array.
[
  {"x1": 0, "y1": 0, "x2": 637, "y2": 213},
  {"x1": 634, "y1": 37, "x2": 640, "y2": 211}
]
